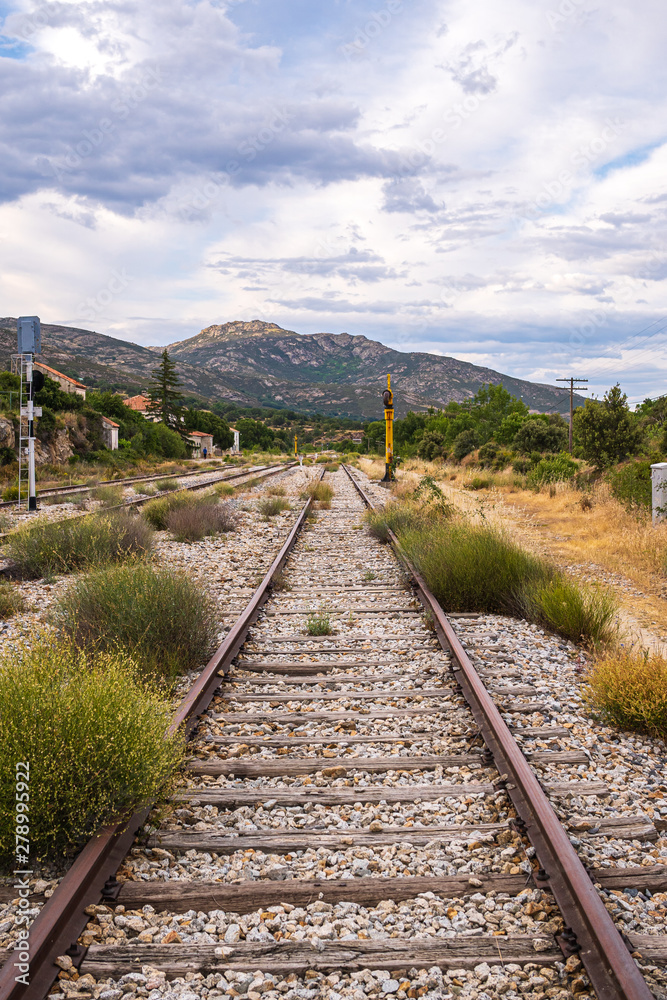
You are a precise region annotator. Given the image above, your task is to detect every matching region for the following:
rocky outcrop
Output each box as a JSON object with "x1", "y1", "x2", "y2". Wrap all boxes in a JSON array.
[{"x1": 0, "y1": 416, "x2": 15, "y2": 450}]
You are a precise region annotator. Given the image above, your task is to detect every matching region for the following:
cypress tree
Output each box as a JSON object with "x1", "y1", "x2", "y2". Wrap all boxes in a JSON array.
[{"x1": 147, "y1": 350, "x2": 185, "y2": 432}]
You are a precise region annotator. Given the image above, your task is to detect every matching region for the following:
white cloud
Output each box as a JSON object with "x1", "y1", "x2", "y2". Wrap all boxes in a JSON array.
[{"x1": 0, "y1": 0, "x2": 667, "y2": 402}]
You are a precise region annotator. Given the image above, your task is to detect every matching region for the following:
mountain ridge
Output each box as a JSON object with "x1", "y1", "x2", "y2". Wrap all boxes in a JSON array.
[{"x1": 0, "y1": 318, "x2": 582, "y2": 419}]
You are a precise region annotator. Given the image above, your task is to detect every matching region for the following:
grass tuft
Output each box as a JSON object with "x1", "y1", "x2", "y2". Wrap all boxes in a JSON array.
[
  {"x1": 91, "y1": 484, "x2": 124, "y2": 507},
  {"x1": 7, "y1": 511, "x2": 153, "y2": 578},
  {"x1": 0, "y1": 582, "x2": 25, "y2": 618},
  {"x1": 53, "y1": 561, "x2": 219, "y2": 680},
  {"x1": 306, "y1": 608, "x2": 332, "y2": 635},
  {"x1": 384, "y1": 510, "x2": 618, "y2": 648},
  {"x1": 214, "y1": 482, "x2": 236, "y2": 497},
  {"x1": 166, "y1": 501, "x2": 238, "y2": 542},
  {"x1": 585, "y1": 650, "x2": 667, "y2": 738},
  {"x1": 258, "y1": 497, "x2": 291, "y2": 519},
  {"x1": 266, "y1": 484, "x2": 287, "y2": 496},
  {"x1": 156, "y1": 477, "x2": 181, "y2": 492},
  {"x1": 301, "y1": 481, "x2": 334, "y2": 504},
  {"x1": 0, "y1": 640, "x2": 184, "y2": 866},
  {"x1": 517, "y1": 577, "x2": 618, "y2": 648},
  {"x1": 142, "y1": 491, "x2": 207, "y2": 530}
]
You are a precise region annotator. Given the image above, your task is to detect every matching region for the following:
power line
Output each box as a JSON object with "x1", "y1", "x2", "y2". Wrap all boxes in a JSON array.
[{"x1": 556, "y1": 377, "x2": 588, "y2": 453}]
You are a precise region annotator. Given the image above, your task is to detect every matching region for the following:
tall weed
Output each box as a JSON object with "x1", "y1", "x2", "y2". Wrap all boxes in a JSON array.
[
  {"x1": 0, "y1": 641, "x2": 184, "y2": 865},
  {"x1": 7, "y1": 511, "x2": 152, "y2": 578},
  {"x1": 166, "y1": 501, "x2": 238, "y2": 542}
]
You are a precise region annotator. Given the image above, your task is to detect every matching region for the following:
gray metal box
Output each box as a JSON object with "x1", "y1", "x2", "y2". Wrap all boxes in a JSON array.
[{"x1": 17, "y1": 316, "x2": 41, "y2": 354}]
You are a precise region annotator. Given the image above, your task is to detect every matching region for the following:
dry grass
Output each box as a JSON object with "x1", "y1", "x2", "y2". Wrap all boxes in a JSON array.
[
  {"x1": 394, "y1": 459, "x2": 667, "y2": 602},
  {"x1": 495, "y1": 478, "x2": 667, "y2": 594},
  {"x1": 586, "y1": 650, "x2": 667, "y2": 738}
]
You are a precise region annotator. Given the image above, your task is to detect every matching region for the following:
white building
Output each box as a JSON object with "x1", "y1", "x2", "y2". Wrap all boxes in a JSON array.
[{"x1": 101, "y1": 416, "x2": 119, "y2": 450}]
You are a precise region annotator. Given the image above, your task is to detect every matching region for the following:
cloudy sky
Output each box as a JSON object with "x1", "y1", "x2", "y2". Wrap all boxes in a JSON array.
[{"x1": 1, "y1": 0, "x2": 667, "y2": 404}]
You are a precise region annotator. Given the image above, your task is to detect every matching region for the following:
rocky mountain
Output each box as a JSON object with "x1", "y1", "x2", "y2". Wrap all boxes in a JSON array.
[
  {"x1": 0, "y1": 318, "x2": 580, "y2": 419},
  {"x1": 164, "y1": 320, "x2": 581, "y2": 417}
]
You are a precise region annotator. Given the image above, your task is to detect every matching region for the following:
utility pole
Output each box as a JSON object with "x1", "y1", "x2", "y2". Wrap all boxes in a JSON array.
[
  {"x1": 294, "y1": 432, "x2": 298, "y2": 458},
  {"x1": 556, "y1": 377, "x2": 588, "y2": 454}
]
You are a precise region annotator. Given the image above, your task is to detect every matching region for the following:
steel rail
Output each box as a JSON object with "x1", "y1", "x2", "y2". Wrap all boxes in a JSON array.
[
  {"x1": 0, "y1": 468, "x2": 323, "y2": 1000},
  {"x1": 341, "y1": 464, "x2": 653, "y2": 1000}
]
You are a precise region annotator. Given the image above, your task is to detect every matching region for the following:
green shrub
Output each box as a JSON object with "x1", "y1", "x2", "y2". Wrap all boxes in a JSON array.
[
  {"x1": 477, "y1": 441, "x2": 498, "y2": 468},
  {"x1": 0, "y1": 640, "x2": 184, "y2": 865},
  {"x1": 606, "y1": 460, "x2": 652, "y2": 512},
  {"x1": 324, "y1": 463, "x2": 340, "y2": 472},
  {"x1": 156, "y1": 477, "x2": 180, "y2": 493},
  {"x1": 526, "y1": 453, "x2": 578, "y2": 488},
  {"x1": 92, "y1": 484, "x2": 124, "y2": 508},
  {"x1": 0, "y1": 582, "x2": 25, "y2": 618},
  {"x1": 586, "y1": 650, "x2": 667, "y2": 738},
  {"x1": 452, "y1": 429, "x2": 478, "y2": 462},
  {"x1": 258, "y1": 497, "x2": 291, "y2": 518},
  {"x1": 2, "y1": 484, "x2": 18, "y2": 501},
  {"x1": 417, "y1": 430, "x2": 448, "y2": 461},
  {"x1": 214, "y1": 482, "x2": 235, "y2": 497},
  {"x1": 401, "y1": 521, "x2": 553, "y2": 614},
  {"x1": 53, "y1": 562, "x2": 218, "y2": 679},
  {"x1": 300, "y1": 482, "x2": 334, "y2": 503},
  {"x1": 142, "y1": 491, "x2": 208, "y2": 529},
  {"x1": 512, "y1": 457, "x2": 531, "y2": 474},
  {"x1": 464, "y1": 475, "x2": 493, "y2": 491},
  {"x1": 166, "y1": 501, "x2": 238, "y2": 542},
  {"x1": 7, "y1": 511, "x2": 153, "y2": 578}
]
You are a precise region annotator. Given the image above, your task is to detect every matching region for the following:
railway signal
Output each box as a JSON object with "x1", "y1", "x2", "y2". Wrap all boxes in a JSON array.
[
  {"x1": 381, "y1": 373, "x2": 394, "y2": 482},
  {"x1": 13, "y1": 316, "x2": 42, "y2": 511},
  {"x1": 556, "y1": 376, "x2": 588, "y2": 453}
]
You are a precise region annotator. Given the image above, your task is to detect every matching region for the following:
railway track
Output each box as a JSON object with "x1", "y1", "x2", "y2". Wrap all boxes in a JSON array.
[
  {"x1": 0, "y1": 465, "x2": 235, "y2": 510},
  {"x1": 0, "y1": 466, "x2": 665, "y2": 1000},
  {"x1": 0, "y1": 463, "x2": 294, "y2": 542}
]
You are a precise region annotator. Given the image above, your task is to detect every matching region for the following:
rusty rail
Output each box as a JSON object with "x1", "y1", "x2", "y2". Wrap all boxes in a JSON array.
[
  {"x1": 341, "y1": 464, "x2": 653, "y2": 1000},
  {"x1": 0, "y1": 467, "x2": 321, "y2": 1000}
]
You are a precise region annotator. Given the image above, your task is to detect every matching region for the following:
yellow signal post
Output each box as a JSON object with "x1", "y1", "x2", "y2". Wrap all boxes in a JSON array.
[
  {"x1": 294, "y1": 433, "x2": 298, "y2": 457},
  {"x1": 381, "y1": 373, "x2": 394, "y2": 482}
]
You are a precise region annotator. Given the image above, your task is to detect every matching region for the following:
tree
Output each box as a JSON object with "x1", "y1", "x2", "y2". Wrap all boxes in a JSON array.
[
  {"x1": 452, "y1": 428, "x2": 478, "y2": 462},
  {"x1": 573, "y1": 384, "x2": 643, "y2": 469},
  {"x1": 147, "y1": 350, "x2": 185, "y2": 432},
  {"x1": 417, "y1": 430, "x2": 447, "y2": 461},
  {"x1": 513, "y1": 417, "x2": 568, "y2": 454}
]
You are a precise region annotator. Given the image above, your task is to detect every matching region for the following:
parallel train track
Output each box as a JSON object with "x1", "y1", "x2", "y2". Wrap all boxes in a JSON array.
[{"x1": 0, "y1": 465, "x2": 664, "y2": 1000}]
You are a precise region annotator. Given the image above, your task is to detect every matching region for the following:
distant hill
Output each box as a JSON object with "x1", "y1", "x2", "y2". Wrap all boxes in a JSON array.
[{"x1": 0, "y1": 318, "x2": 581, "y2": 419}]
